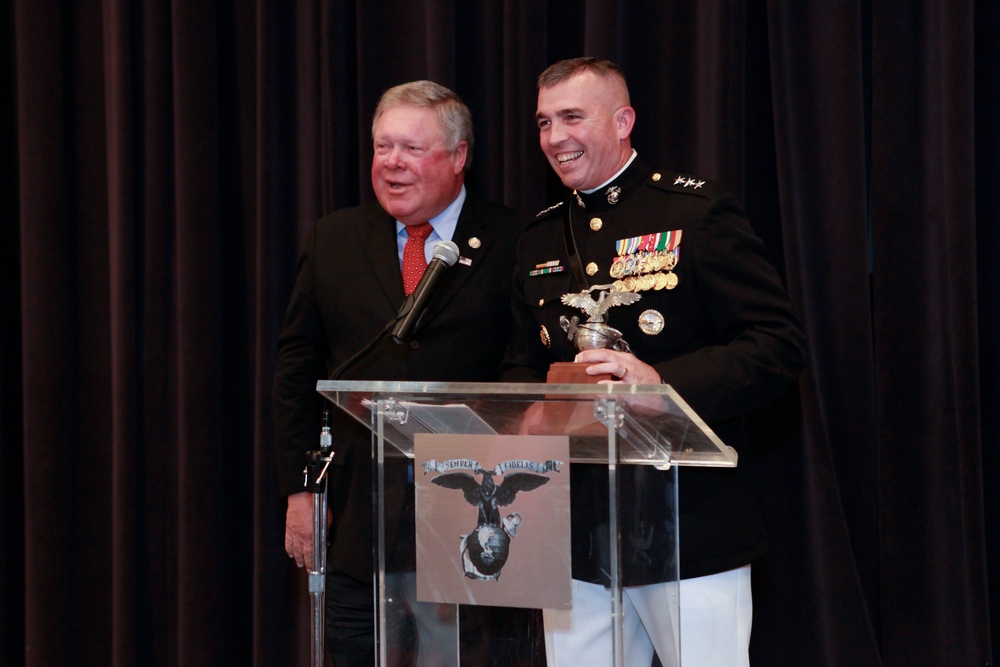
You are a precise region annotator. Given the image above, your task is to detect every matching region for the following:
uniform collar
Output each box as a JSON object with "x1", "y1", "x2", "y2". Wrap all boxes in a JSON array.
[{"x1": 572, "y1": 154, "x2": 650, "y2": 212}]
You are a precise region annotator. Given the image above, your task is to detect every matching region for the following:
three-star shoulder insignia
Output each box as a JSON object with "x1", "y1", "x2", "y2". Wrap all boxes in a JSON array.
[
  {"x1": 671, "y1": 175, "x2": 705, "y2": 189},
  {"x1": 652, "y1": 171, "x2": 716, "y2": 197}
]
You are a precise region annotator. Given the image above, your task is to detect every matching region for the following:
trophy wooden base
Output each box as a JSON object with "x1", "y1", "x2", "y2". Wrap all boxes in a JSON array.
[
  {"x1": 545, "y1": 361, "x2": 613, "y2": 384},
  {"x1": 531, "y1": 362, "x2": 613, "y2": 436}
]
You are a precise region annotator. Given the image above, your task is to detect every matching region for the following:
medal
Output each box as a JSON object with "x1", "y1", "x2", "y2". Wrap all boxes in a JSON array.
[
  {"x1": 638, "y1": 310, "x2": 665, "y2": 335},
  {"x1": 611, "y1": 230, "x2": 684, "y2": 294},
  {"x1": 663, "y1": 250, "x2": 677, "y2": 271},
  {"x1": 609, "y1": 257, "x2": 625, "y2": 279},
  {"x1": 635, "y1": 252, "x2": 652, "y2": 275}
]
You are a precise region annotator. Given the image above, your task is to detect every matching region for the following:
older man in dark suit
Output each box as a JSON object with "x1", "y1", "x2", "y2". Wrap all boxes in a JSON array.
[{"x1": 274, "y1": 80, "x2": 526, "y2": 666}]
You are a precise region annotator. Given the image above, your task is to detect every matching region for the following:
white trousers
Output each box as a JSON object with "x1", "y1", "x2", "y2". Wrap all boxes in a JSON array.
[{"x1": 543, "y1": 565, "x2": 752, "y2": 667}]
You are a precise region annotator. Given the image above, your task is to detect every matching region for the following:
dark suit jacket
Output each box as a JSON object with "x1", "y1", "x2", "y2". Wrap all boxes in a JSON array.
[
  {"x1": 502, "y1": 159, "x2": 805, "y2": 583},
  {"x1": 273, "y1": 191, "x2": 525, "y2": 582}
]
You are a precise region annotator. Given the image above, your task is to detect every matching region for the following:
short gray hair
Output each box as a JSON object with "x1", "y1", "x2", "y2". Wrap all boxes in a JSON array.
[{"x1": 371, "y1": 80, "x2": 474, "y2": 170}]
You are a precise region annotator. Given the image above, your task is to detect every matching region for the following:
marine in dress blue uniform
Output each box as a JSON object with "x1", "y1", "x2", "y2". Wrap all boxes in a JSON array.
[{"x1": 502, "y1": 57, "x2": 804, "y2": 666}]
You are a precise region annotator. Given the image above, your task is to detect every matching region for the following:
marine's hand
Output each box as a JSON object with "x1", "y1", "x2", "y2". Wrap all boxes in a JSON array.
[{"x1": 574, "y1": 349, "x2": 662, "y2": 385}]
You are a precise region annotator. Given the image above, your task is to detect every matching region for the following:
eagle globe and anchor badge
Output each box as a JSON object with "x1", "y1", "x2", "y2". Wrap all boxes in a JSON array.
[
  {"x1": 422, "y1": 458, "x2": 562, "y2": 580},
  {"x1": 559, "y1": 283, "x2": 642, "y2": 353}
]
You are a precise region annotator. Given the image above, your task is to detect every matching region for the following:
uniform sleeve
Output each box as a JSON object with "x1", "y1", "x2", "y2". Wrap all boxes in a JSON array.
[
  {"x1": 272, "y1": 223, "x2": 331, "y2": 497},
  {"x1": 654, "y1": 193, "x2": 805, "y2": 423}
]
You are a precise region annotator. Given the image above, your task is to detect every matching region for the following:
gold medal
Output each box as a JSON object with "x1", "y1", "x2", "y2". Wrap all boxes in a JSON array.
[
  {"x1": 639, "y1": 274, "x2": 656, "y2": 291},
  {"x1": 665, "y1": 272, "x2": 679, "y2": 290},
  {"x1": 663, "y1": 251, "x2": 677, "y2": 271},
  {"x1": 635, "y1": 252, "x2": 651, "y2": 275},
  {"x1": 609, "y1": 257, "x2": 625, "y2": 278},
  {"x1": 653, "y1": 273, "x2": 669, "y2": 290},
  {"x1": 612, "y1": 280, "x2": 627, "y2": 292},
  {"x1": 638, "y1": 309, "x2": 665, "y2": 335},
  {"x1": 622, "y1": 277, "x2": 638, "y2": 292}
]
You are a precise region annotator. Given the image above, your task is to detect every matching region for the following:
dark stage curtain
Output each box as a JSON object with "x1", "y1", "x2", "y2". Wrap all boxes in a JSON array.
[{"x1": 2, "y1": 1, "x2": 995, "y2": 665}]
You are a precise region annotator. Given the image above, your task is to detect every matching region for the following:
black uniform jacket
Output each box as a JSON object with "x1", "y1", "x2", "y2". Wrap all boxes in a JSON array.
[
  {"x1": 274, "y1": 192, "x2": 525, "y2": 582},
  {"x1": 502, "y1": 159, "x2": 805, "y2": 583}
]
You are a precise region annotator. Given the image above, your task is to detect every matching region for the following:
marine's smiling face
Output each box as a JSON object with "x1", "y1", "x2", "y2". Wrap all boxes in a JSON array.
[{"x1": 535, "y1": 70, "x2": 634, "y2": 192}]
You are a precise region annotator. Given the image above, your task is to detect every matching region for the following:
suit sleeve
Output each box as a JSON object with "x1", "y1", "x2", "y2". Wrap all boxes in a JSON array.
[
  {"x1": 653, "y1": 193, "x2": 805, "y2": 423},
  {"x1": 272, "y1": 223, "x2": 330, "y2": 497}
]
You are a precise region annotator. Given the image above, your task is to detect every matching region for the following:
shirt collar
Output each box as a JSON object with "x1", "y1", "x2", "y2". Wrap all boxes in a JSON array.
[{"x1": 395, "y1": 184, "x2": 465, "y2": 243}]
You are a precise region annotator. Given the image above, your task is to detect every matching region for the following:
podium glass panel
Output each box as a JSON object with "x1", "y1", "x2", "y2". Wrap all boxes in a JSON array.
[{"x1": 317, "y1": 381, "x2": 736, "y2": 667}]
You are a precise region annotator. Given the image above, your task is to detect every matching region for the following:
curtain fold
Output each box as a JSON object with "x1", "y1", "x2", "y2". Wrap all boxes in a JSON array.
[
  {"x1": 757, "y1": 2, "x2": 883, "y2": 664},
  {"x1": 975, "y1": 2, "x2": 1000, "y2": 657},
  {"x1": 103, "y1": 2, "x2": 140, "y2": 664},
  {"x1": 4, "y1": 1, "x2": 995, "y2": 665},
  {"x1": 871, "y1": 2, "x2": 988, "y2": 664}
]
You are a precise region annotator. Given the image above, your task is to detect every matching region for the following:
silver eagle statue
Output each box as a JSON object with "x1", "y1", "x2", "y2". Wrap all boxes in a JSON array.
[{"x1": 559, "y1": 285, "x2": 640, "y2": 352}]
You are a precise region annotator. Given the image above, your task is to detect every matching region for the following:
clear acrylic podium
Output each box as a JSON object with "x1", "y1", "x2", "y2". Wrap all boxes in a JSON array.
[{"x1": 317, "y1": 380, "x2": 737, "y2": 667}]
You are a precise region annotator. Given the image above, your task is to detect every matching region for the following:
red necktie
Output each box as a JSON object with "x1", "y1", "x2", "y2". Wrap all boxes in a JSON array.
[{"x1": 402, "y1": 222, "x2": 433, "y2": 295}]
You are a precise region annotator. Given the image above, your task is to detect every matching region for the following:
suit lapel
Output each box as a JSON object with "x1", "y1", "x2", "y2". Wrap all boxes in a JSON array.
[
  {"x1": 357, "y1": 194, "x2": 501, "y2": 330},
  {"x1": 422, "y1": 194, "x2": 493, "y2": 319},
  {"x1": 359, "y1": 207, "x2": 406, "y2": 314}
]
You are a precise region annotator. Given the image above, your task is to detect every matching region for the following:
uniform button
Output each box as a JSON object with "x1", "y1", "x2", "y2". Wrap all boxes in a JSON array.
[
  {"x1": 589, "y1": 217, "x2": 603, "y2": 231},
  {"x1": 585, "y1": 262, "x2": 598, "y2": 276},
  {"x1": 409, "y1": 340, "x2": 420, "y2": 350}
]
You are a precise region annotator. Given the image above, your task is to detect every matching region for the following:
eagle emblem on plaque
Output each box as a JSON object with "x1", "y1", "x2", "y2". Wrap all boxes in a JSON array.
[{"x1": 424, "y1": 459, "x2": 561, "y2": 581}]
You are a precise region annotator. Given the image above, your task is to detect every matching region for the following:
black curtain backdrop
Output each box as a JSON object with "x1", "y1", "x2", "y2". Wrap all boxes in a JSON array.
[{"x1": 3, "y1": 1, "x2": 996, "y2": 665}]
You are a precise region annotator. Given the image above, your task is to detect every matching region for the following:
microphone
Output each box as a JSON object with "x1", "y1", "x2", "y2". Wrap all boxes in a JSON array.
[{"x1": 391, "y1": 240, "x2": 460, "y2": 344}]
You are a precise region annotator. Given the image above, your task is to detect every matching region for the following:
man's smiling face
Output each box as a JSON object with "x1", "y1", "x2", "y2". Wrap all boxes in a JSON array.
[
  {"x1": 535, "y1": 70, "x2": 634, "y2": 192},
  {"x1": 371, "y1": 105, "x2": 467, "y2": 225}
]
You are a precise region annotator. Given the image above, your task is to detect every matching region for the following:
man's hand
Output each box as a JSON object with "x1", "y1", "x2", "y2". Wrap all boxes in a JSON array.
[
  {"x1": 574, "y1": 349, "x2": 662, "y2": 385},
  {"x1": 284, "y1": 491, "x2": 330, "y2": 570}
]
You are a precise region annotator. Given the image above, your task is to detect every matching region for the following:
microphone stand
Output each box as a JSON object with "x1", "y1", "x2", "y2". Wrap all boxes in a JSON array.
[
  {"x1": 304, "y1": 314, "x2": 403, "y2": 667},
  {"x1": 304, "y1": 410, "x2": 334, "y2": 667},
  {"x1": 305, "y1": 242, "x2": 455, "y2": 664}
]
